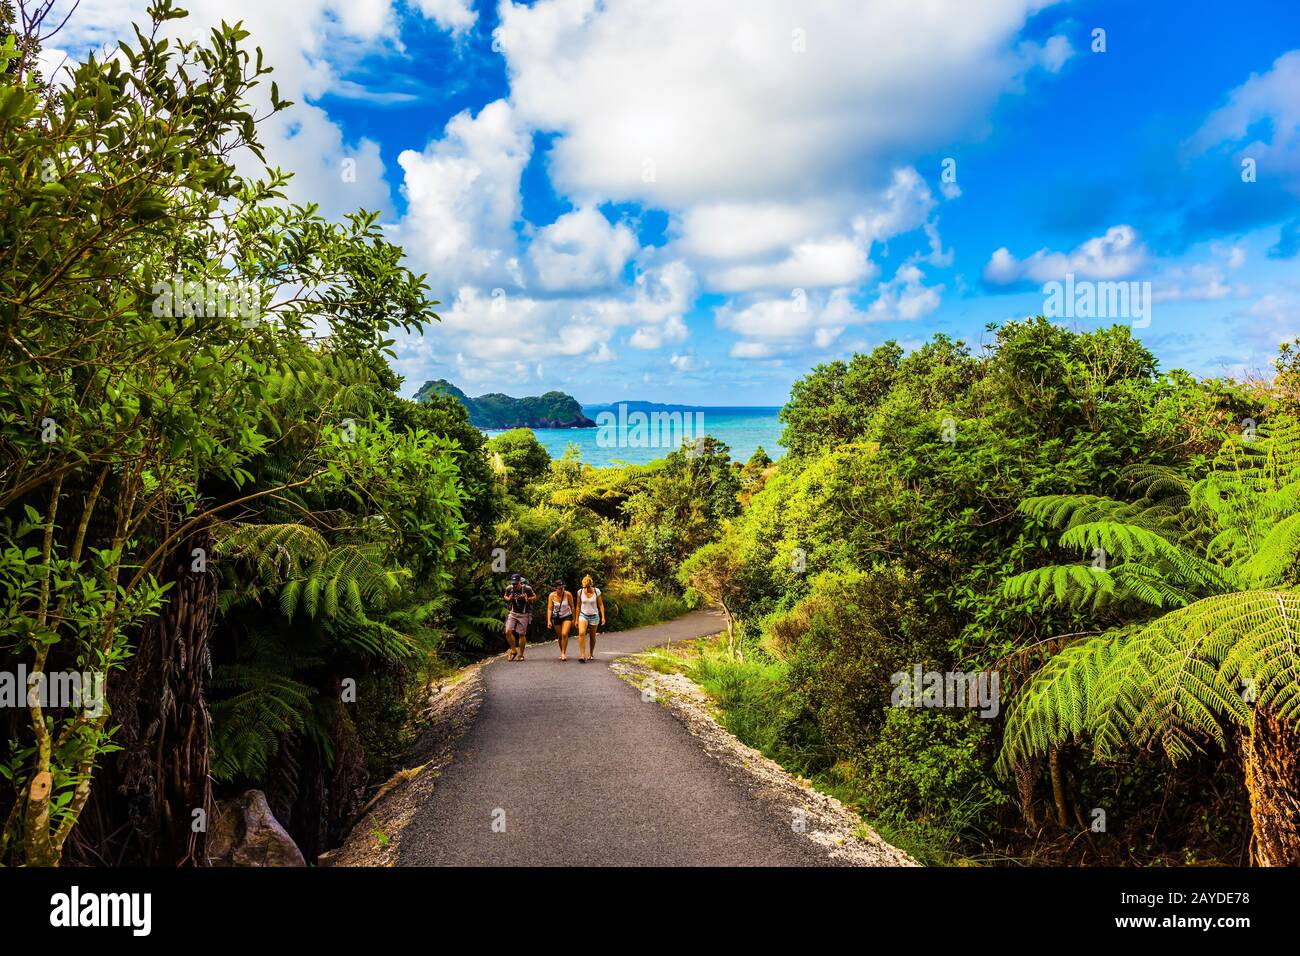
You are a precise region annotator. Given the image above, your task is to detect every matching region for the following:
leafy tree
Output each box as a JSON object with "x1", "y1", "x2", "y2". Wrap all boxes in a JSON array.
[
  {"x1": 999, "y1": 417, "x2": 1300, "y2": 864},
  {"x1": 0, "y1": 1, "x2": 440, "y2": 865},
  {"x1": 678, "y1": 539, "x2": 746, "y2": 655},
  {"x1": 623, "y1": 437, "x2": 741, "y2": 585},
  {"x1": 778, "y1": 341, "x2": 904, "y2": 458},
  {"x1": 488, "y1": 428, "x2": 552, "y2": 490}
]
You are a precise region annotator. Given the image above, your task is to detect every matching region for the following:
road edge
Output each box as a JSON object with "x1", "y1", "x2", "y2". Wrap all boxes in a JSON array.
[
  {"x1": 611, "y1": 657, "x2": 920, "y2": 867},
  {"x1": 321, "y1": 662, "x2": 488, "y2": 867}
]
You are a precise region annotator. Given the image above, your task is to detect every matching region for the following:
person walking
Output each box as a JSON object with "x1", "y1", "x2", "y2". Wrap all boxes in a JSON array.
[
  {"x1": 575, "y1": 575, "x2": 605, "y2": 662},
  {"x1": 503, "y1": 574, "x2": 536, "y2": 661},
  {"x1": 546, "y1": 580, "x2": 575, "y2": 661}
]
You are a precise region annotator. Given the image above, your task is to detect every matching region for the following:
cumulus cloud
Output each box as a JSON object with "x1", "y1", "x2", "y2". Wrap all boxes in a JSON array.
[
  {"x1": 397, "y1": 100, "x2": 533, "y2": 290},
  {"x1": 528, "y1": 207, "x2": 639, "y2": 292},
  {"x1": 1017, "y1": 34, "x2": 1073, "y2": 74},
  {"x1": 392, "y1": 258, "x2": 696, "y2": 382},
  {"x1": 717, "y1": 263, "x2": 942, "y2": 360},
  {"x1": 669, "y1": 351, "x2": 698, "y2": 372},
  {"x1": 1187, "y1": 50, "x2": 1300, "y2": 194},
  {"x1": 674, "y1": 167, "x2": 941, "y2": 295},
  {"x1": 496, "y1": 0, "x2": 1067, "y2": 208},
  {"x1": 1235, "y1": 293, "x2": 1300, "y2": 348},
  {"x1": 984, "y1": 225, "x2": 1150, "y2": 284},
  {"x1": 865, "y1": 264, "x2": 945, "y2": 321},
  {"x1": 1151, "y1": 243, "x2": 1250, "y2": 304},
  {"x1": 411, "y1": 0, "x2": 478, "y2": 37}
]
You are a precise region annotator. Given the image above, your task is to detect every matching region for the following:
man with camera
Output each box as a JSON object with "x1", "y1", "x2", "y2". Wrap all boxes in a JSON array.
[{"x1": 503, "y1": 573, "x2": 537, "y2": 661}]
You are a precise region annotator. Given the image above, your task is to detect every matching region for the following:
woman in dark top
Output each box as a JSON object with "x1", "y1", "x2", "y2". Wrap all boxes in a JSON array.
[{"x1": 546, "y1": 580, "x2": 575, "y2": 661}]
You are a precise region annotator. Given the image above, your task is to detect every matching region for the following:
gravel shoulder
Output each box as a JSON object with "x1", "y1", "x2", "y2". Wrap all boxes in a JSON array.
[
  {"x1": 611, "y1": 657, "x2": 917, "y2": 866},
  {"x1": 320, "y1": 663, "x2": 487, "y2": 867}
]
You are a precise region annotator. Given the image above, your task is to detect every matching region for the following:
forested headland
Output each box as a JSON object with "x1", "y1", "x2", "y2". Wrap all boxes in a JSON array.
[{"x1": 1, "y1": 2, "x2": 1296, "y2": 869}]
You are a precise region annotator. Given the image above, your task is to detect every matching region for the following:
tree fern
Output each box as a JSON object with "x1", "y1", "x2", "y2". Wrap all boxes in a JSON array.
[
  {"x1": 208, "y1": 634, "x2": 324, "y2": 782},
  {"x1": 217, "y1": 522, "x2": 408, "y2": 623},
  {"x1": 1000, "y1": 417, "x2": 1300, "y2": 779}
]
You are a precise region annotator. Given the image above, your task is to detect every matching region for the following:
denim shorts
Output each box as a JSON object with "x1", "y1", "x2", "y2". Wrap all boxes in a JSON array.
[{"x1": 581, "y1": 612, "x2": 600, "y2": 625}]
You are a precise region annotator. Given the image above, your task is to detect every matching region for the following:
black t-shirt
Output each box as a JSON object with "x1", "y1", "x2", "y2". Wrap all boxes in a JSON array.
[{"x1": 505, "y1": 585, "x2": 535, "y2": 615}]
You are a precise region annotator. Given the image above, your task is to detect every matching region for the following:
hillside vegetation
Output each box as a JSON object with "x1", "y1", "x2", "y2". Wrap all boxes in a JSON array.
[
  {"x1": 416, "y1": 379, "x2": 595, "y2": 429},
  {"x1": 677, "y1": 323, "x2": 1300, "y2": 865}
]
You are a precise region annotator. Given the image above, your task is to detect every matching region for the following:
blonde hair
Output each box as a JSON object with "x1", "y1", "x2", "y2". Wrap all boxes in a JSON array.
[{"x1": 582, "y1": 575, "x2": 594, "y2": 588}]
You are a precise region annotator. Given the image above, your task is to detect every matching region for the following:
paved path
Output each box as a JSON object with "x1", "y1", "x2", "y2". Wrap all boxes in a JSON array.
[{"x1": 398, "y1": 610, "x2": 839, "y2": 866}]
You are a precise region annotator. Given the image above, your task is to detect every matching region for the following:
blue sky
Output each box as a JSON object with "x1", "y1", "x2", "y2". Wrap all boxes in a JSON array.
[{"x1": 52, "y1": 0, "x2": 1300, "y2": 404}]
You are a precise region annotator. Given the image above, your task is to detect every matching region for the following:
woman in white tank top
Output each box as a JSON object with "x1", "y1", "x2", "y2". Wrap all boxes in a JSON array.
[
  {"x1": 547, "y1": 580, "x2": 575, "y2": 661},
  {"x1": 575, "y1": 575, "x2": 605, "y2": 662}
]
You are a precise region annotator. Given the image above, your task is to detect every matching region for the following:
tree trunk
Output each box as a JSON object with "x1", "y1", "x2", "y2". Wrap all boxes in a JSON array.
[
  {"x1": 1014, "y1": 758, "x2": 1039, "y2": 828},
  {"x1": 110, "y1": 522, "x2": 217, "y2": 865},
  {"x1": 1048, "y1": 748, "x2": 1069, "y2": 829},
  {"x1": 1240, "y1": 708, "x2": 1300, "y2": 866}
]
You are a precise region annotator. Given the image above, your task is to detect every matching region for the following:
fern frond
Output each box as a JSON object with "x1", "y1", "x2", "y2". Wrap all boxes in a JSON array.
[{"x1": 997, "y1": 635, "x2": 1121, "y2": 775}]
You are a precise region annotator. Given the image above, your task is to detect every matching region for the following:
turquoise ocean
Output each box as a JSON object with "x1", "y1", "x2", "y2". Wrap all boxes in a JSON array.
[{"x1": 483, "y1": 406, "x2": 784, "y2": 468}]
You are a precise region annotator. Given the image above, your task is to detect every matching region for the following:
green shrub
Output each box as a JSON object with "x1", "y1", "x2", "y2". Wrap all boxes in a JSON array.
[
  {"x1": 689, "y1": 651, "x2": 829, "y2": 776},
  {"x1": 782, "y1": 568, "x2": 951, "y2": 758},
  {"x1": 859, "y1": 707, "x2": 1006, "y2": 840}
]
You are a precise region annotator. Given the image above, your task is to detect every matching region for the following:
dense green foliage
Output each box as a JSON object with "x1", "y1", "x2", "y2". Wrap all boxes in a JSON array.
[
  {"x1": 0, "y1": 0, "x2": 480, "y2": 865},
  {"x1": 678, "y1": 319, "x2": 1278, "y2": 863}
]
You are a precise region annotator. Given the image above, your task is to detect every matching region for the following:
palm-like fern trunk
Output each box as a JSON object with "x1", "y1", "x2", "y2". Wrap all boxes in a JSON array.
[
  {"x1": 112, "y1": 524, "x2": 217, "y2": 865},
  {"x1": 1240, "y1": 709, "x2": 1300, "y2": 866}
]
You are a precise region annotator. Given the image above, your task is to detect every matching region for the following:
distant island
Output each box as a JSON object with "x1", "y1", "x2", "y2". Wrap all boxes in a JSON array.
[
  {"x1": 583, "y1": 400, "x2": 783, "y2": 415},
  {"x1": 416, "y1": 379, "x2": 596, "y2": 429}
]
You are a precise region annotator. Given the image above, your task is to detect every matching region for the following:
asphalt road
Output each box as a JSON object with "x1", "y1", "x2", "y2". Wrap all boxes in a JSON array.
[{"x1": 398, "y1": 610, "x2": 840, "y2": 866}]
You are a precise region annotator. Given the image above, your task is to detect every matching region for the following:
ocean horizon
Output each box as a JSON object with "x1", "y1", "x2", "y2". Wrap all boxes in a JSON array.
[{"x1": 482, "y1": 404, "x2": 785, "y2": 468}]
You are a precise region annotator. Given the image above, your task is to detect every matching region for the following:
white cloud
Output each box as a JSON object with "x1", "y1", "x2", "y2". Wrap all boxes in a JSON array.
[
  {"x1": 497, "y1": 0, "x2": 1067, "y2": 208},
  {"x1": 411, "y1": 0, "x2": 478, "y2": 36},
  {"x1": 984, "y1": 225, "x2": 1150, "y2": 284},
  {"x1": 393, "y1": 258, "x2": 695, "y2": 382},
  {"x1": 709, "y1": 235, "x2": 875, "y2": 293},
  {"x1": 1236, "y1": 293, "x2": 1300, "y2": 347},
  {"x1": 865, "y1": 264, "x2": 945, "y2": 321},
  {"x1": 397, "y1": 100, "x2": 533, "y2": 289},
  {"x1": 669, "y1": 351, "x2": 697, "y2": 372},
  {"x1": 1188, "y1": 49, "x2": 1300, "y2": 193},
  {"x1": 676, "y1": 167, "x2": 940, "y2": 293},
  {"x1": 678, "y1": 201, "x2": 832, "y2": 262},
  {"x1": 716, "y1": 260, "x2": 944, "y2": 360},
  {"x1": 1149, "y1": 242, "x2": 1252, "y2": 304},
  {"x1": 1017, "y1": 34, "x2": 1073, "y2": 74},
  {"x1": 528, "y1": 207, "x2": 639, "y2": 292},
  {"x1": 629, "y1": 314, "x2": 688, "y2": 349}
]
